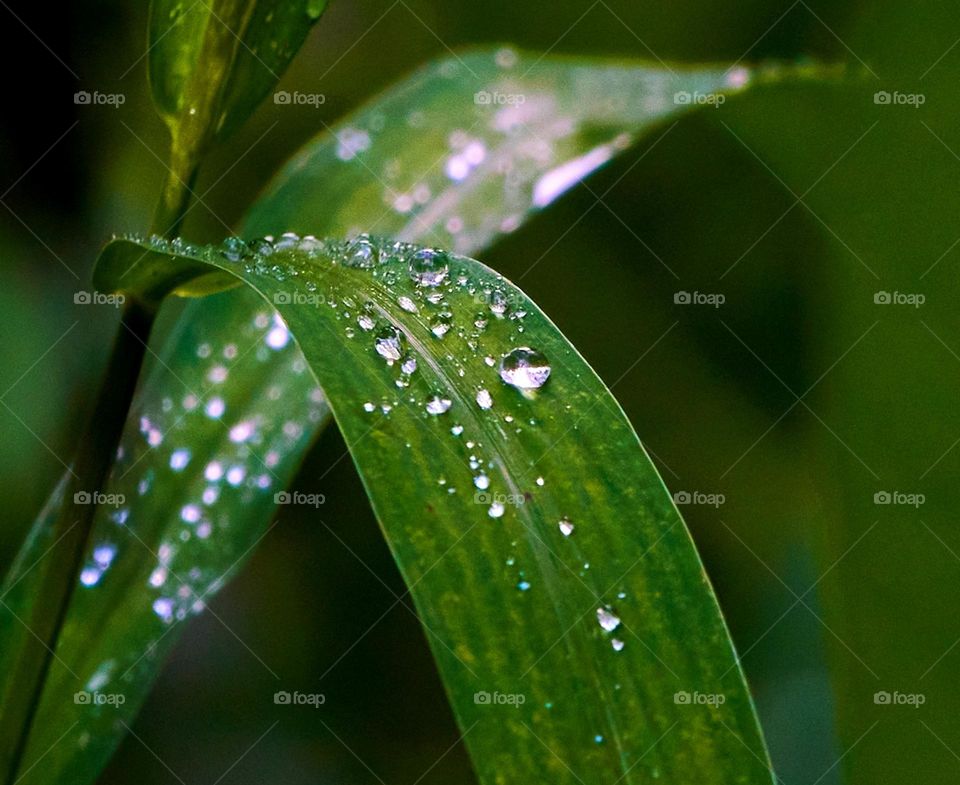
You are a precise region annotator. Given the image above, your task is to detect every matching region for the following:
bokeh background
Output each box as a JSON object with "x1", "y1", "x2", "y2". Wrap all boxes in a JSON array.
[{"x1": 2, "y1": 0, "x2": 959, "y2": 783}]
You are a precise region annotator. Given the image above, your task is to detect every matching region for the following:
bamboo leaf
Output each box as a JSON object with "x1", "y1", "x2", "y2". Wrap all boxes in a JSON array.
[{"x1": 89, "y1": 233, "x2": 775, "y2": 785}]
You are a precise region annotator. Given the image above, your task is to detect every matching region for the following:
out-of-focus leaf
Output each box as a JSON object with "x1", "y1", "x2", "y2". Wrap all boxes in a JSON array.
[
  {"x1": 94, "y1": 233, "x2": 775, "y2": 784},
  {"x1": 147, "y1": 0, "x2": 327, "y2": 227}
]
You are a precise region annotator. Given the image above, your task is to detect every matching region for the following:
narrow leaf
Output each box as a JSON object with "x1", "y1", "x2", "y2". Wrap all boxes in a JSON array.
[{"x1": 92, "y1": 234, "x2": 775, "y2": 785}]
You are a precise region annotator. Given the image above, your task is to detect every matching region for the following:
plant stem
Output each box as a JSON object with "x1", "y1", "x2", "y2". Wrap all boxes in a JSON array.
[
  {"x1": 2, "y1": 142, "x2": 197, "y2": 785},
  {"x1": 1, "y1": 298, "x2": 157, "y2": 785}
]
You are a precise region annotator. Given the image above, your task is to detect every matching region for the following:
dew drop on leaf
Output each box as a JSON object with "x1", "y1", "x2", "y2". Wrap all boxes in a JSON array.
[
  {"x1": 408, "y1": 248, "x2": 449, "y2": 287},
  {"x1": 499, "y1": 347, "x2": 551, "y2": 390},
  {"x1": 596, "y1": 607, "x2": 621, "y2": 632},
  {"x1": 425, "y1": 394, "x2": 452, "y2": 415},
  {"x1": 558, "y1": 517, "x2": 574, "y2": 537}
]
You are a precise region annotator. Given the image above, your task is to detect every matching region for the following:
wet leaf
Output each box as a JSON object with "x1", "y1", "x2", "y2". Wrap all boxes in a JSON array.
[
  {"x1": 1, "y1": 48, "x2": 818, "y2": 783},
  {"x1": 87, "y1": 233, "x2": 775, "y2": 784}
]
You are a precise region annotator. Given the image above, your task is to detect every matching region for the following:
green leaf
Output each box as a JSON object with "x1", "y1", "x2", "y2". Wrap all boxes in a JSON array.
[
  {"x1": 1, "y1": 49, "x2": 817, "y2": 783},
  {"x1": 147, "y1": 0, "x2": 326, "y2": 228},
  {"x1": 92, "y1": 233, "x2": 774, "y2": 784}
]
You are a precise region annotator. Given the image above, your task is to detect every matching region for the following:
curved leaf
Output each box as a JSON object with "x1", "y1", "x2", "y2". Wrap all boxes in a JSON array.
[
  {"x1": 92, "y1": 233, "x2": 774, "y2": 784},
  {"x1": 1, "y1": 49, "x2": 813, "y2": 783}
]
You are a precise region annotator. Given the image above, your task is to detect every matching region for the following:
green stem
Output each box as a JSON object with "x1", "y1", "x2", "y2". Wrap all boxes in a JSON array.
[{"x1": 1, "y1": 299, "x2": 156, "y2": 785}]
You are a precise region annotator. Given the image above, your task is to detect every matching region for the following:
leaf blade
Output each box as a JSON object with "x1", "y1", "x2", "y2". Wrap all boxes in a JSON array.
[{"x1": 94, "y1": 234, "x2": 775, "y2": 785}]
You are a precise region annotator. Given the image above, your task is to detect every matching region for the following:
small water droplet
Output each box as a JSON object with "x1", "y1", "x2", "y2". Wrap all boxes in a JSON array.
[
  {"x1": 517, "y1": 580, "x2": 531, "y2": 591},
  {"x1": 425, "y1": 394, "x2": 452, "y2": 415},
  {"x1": 558, "y1": 517, "x2": 574, "y2": 537},
  {"x1": 375, "y1": 325, "x2": 404, "y2": 362},
  {"x1": 597, "y1": 607, "x2": 621, "y2": 632},
  {"x1": 488, "y1": 501, "x2": 505, "y2": 518},
  {"x1": 611, "y1": 638, "x2": 625, "y2": 652},
  {"x1": 476, "y1": 389, "x2": 493, "y2": 409},
  {"x1": 474, "y1": 474, "x2": 490, "y2": 490}
]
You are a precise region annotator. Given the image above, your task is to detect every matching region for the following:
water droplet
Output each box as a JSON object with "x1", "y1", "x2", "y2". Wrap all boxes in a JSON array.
[
  {"x1": 401, "y1": 355, "x2": 418, "y2": 375},
  {"x1": 594, "y1": 735, "x2": 604, "y2": 744},
  {"x1": 474, "y1": 474, "x2": 490, "y2": 490},
  {"x1": 425, "y1": 394, "x2": 452, "y2": 415},
  {"x1": 488, "y1": 502, "x2": 505, "y2": 518},
  {"x1": 169, "y1": 449, "x2": 190, "y2": 471},
  {"x1": 558, "y1": 517, "x2": 574, "y2": 537},
  {"x1": 611, "y1": 638, "x2": 625, "y2": 652},
  {"x1": 375, "y1": 325, "x2": 404, "y2": 362},
  {"x1": 536, "y1": 477, "x2": 545, "y2": 487},
  {"x1": 398, "y1": 295, "x2": 419, "y2": 313},
  {"x1": 597, "y1": 607, "x2": 621, "y2": 632},
  {"x1": 476, "y1": 389, "x2": 493, "y2": 409},
  {"x1": 451, "y1": 424, "x2": 464, "y2": 436},
  {"x1": 499, "y1": 347, "x2": 551, "y2": 390},
  {"x1": 408, "y1": 248, "x2": 449, "y2": 287},
  {"x1": 430, "y1": 312, "x2": 453, "y2": 338},
  {"x1": 518, "y1": 580, "x2": 531, "y2": 591},
  {"x1": 363, "y1": 402, "x2": 376, "y2": 413}
]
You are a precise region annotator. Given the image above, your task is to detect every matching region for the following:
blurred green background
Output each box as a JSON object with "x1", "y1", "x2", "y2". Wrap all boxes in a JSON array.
[{"x1": 2, "y1": 0, "x2": 958, "y2": 782}]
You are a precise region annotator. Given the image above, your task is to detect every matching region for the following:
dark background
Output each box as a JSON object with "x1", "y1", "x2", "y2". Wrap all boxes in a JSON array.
[{"x1": 3, "y1": 1, "x2": 959, "y2": 783}]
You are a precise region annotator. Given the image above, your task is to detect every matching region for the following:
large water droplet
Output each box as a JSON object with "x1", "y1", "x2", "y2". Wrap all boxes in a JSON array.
[
  {"x1": 408, "y1": 248, "x2": 449, "y2": 287},
  {"x1": 499, "y1": 347, "x2": 551, "y2": 390}
]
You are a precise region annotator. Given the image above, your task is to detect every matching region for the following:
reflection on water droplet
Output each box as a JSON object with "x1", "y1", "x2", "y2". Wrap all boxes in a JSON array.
[{"x1": 499, "y1": 347, "x2": 551, "y2": 390}]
